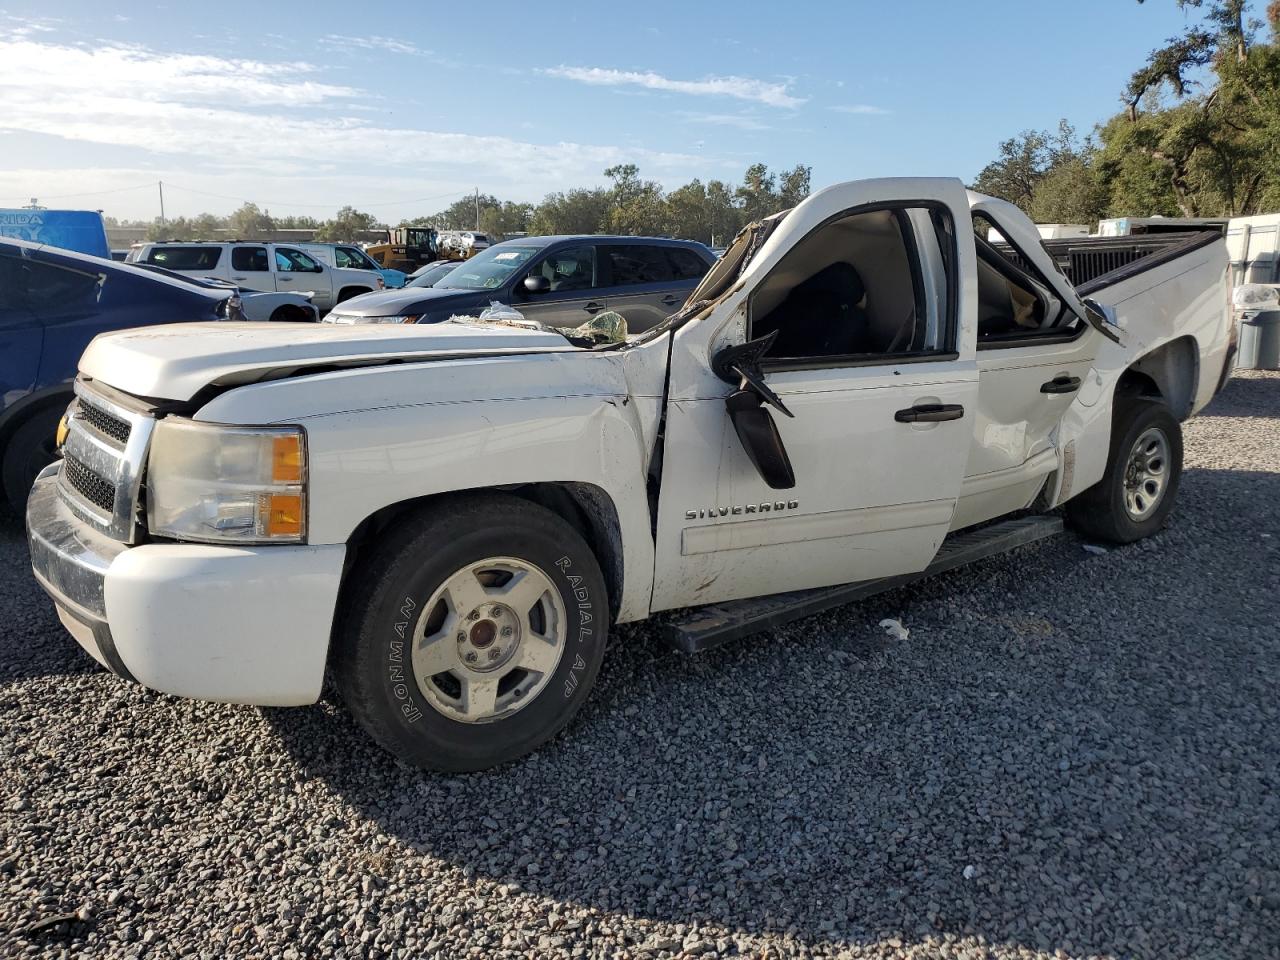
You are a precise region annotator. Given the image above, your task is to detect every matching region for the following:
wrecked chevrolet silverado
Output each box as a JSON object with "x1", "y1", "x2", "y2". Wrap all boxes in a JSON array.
[{"x1": 26, "y1": 178, "x2": 1234, "y2": 771}]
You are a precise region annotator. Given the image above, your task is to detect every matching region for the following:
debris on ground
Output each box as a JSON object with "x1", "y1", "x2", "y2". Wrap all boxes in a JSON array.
[{"x1": 878, "y1": 618, "x2": 909, "y2": 641}]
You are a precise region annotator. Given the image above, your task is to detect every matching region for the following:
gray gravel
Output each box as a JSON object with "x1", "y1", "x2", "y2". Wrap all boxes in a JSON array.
[{"x1": 2, "y1": 371, "x2": 1279, "y2": 960}]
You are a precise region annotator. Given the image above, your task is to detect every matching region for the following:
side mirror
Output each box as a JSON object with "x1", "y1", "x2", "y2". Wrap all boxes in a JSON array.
[
  {"x1": 725, "y1": 390, "x2": 795, "y2": 489},
  {"x1": 523, "y1": 275, "x2": 550, "y2": 294},
  {"x1": 713, "y1": 331, "x2": 797, "y2": 490}
]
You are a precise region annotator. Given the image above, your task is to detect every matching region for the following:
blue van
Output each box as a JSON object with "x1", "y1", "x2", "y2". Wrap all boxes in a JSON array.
[{"x1": 0, "y1": 209, "x2": 111, "y2": 259}]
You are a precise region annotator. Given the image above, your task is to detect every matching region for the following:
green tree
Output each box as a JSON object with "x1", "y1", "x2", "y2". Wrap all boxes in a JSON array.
[
  {"x1": 1102, "y1": 0, "x2": 1280, "y2": 216},
  {"x1": 777, "y1": 164, "x2": 812, "y2": 209},
  {"x1": 971, "y1": 121, "x2": 1086, "y2": 215},
  {"x1": 314, "y1": 205, "x2": 380, "y2": 242},
  {"x1": 736, "y1": 163, "x2": 777, "y2": 223},
  {"x1": 528, "y1": 188, "x2": 613, "y2": 235},
  {"x1": 227, "y1": 202, "x2": 275, "y2": 239}
]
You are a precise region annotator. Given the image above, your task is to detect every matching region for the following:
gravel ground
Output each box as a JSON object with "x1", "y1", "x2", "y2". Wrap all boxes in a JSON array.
[{"x1": 1, "y1": 372, "x2": 1278, "y2": 960}]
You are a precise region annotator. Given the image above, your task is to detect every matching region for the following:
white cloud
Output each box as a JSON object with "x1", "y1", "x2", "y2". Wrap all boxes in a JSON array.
[
  {"x1": 0, "y1": 39, "x2": 357, "y2": 105},
  {"x1": 676, "y1": 111, "x2": 771, "y2": 131},
  {"x1": 321, "y1": 34, "x2": 429, "y2": 56},
  {"x1": 0, "y1": 37, "x2": 724, "y2": 219},
  {"x1": 541, "y1": 65, "x2": 806, "y2": 109},
  {"x1": 829, "y1": 104, "x2": 891, "y2": 116},
  {"x1": 1, "y1": 13, "x2": 59, "y2": 39}
]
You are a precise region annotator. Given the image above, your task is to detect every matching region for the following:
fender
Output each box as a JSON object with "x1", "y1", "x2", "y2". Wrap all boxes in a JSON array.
[
  {"x1": 190, "y1": 347, "x2": 669, "y2": 623},
  {"x1": 1050, "y1": 239, "x2": 1230, "y2": 507},
  {"x1": 0, "y1": 382, "x2": 75, "y2": 446}
]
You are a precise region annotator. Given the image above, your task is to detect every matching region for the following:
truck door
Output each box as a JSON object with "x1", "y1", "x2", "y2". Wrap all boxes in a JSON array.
[
  {"x1": 650, "y1": 180, "x2": 980, "y2": 612},
  {"x1": 229, "y1": 245, "x2": 273, "y2": 295},
  {"x1": 274, "y1": 247, "x2": 331, "y2": 310},
  {"x1": 951, "y1": 202, "x2": 1098, "y2": 530}
]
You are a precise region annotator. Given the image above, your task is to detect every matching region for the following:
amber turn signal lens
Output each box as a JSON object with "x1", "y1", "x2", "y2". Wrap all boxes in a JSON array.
[
  {"x1": 271, "y1": 435, "x2": 303, "y2": 483},
  {"x1": 55, "y1": 416, "x2": 69, "y2": 449},
  {"x1": 262, "y1": 493, "x2": 304, "y2": 538}
]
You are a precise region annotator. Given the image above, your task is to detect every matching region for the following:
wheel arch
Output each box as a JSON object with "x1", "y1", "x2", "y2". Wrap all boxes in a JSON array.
[
  {"x1": 343, "y1": 482, "x2": 626, "y2": 622},
  {"x1": 1118, "y1": 335, "x2": 1200, "y2": 421},
  {"x1": 0, "y1": 384, "x2": 74, "y2": 459},
  {"x1": 336, "y1": 286, "x2": 372, "y2": 304}
]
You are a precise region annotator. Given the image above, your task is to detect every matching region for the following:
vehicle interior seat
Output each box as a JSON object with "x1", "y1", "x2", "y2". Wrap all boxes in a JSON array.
[
  {"x1": 975, "y1": 239, "x2": 1046, "y2": 338},
  {"x1": 545, "y1": 254, "x2": 590, "y2": 292},
  {"x1": 758, "y1": 261, "x2": 872, "y2": 357}
]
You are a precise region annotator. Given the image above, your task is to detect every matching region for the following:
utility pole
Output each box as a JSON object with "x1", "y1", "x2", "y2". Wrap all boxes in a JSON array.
[
  {"x1": 474, "y1": 188, "x2": 480, "y2": 231},
  {"x1": 158, "y1": 181, "x2": 166, "y2": 226}
]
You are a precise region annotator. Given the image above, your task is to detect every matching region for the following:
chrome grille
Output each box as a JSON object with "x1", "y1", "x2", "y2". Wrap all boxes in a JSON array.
[
  {"x1": 62, "y1": 453, "x2": 115, "y2": 512},
  {"x1": 78, "y1": 400, "x2": 132, "y2": 445},
  {"x1": 57, "y1": 382, "x2": 157, "y2": 543}
]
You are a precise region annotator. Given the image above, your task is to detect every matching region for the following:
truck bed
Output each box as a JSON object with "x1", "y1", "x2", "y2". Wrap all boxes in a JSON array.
[{"x1": 995, "y1": 230, "x2": 1224, "y2": 292}]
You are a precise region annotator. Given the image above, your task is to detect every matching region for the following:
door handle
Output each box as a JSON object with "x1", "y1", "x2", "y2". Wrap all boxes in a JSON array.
[
  {"x1": 1040, "y1": 374, "x2": 1082, "y2": 394},
  {"x1": 660, "y1": 294, "x2": 681, "y2": 306},
  {"x1": 894, "y1": 403, "x2": 965, "y2": 423},
  {"x1": 583, "y1": 301, "x2": 604, "y2": 314},
  {"x1": 232, "y1": 275, "x2": 248, "y2": 281},
  {"x1": 278, "y1": 276, "x2": 293, "y2": 282}
]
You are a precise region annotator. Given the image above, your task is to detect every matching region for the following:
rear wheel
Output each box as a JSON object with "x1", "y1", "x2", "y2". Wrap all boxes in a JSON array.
[
  {"x1": 335, "y1": 494, "x2": 608, "y2": 771},
  {"x1": 2, "y1": 406, "x2": 64, "y2": 513},
  {"x1": 1067, "y1": 398, "x2": 1182, "y2": 544}
]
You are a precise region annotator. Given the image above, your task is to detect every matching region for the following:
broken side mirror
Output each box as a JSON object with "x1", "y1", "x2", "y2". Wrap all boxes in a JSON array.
[
  {"x1": 725, "y1": 389, "x2": 796, "y2": 489},
  {"x1": 1082, "y1": 297, "x2": 1123, "y2": 344},
  {"x1": 712, "y1": 331, "x2": 796, "y2": 490}
]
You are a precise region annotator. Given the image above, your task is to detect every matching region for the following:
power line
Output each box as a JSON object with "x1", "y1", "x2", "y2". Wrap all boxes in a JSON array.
[
  {"x1": 2, "y1": 181, "x2": 158, "y2": 204},
  {"x1": 161, "y1": 182, "x2": 473, "y2": 210}
]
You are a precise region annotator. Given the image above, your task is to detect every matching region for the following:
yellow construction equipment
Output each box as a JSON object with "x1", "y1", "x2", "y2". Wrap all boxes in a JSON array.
[{"x1": 365, "y1": 227, "x2": 442, "y2": 273}]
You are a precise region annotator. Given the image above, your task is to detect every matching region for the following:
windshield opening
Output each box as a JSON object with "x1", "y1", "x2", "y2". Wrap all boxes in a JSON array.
[{"x1": 436, "y1": 245, "x2": 540, "y2": 290}]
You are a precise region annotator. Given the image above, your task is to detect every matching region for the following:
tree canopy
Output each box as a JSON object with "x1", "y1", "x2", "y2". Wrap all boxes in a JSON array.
[{"x1": 972, "y1": 1, "x2": 1280, "y2": 221}]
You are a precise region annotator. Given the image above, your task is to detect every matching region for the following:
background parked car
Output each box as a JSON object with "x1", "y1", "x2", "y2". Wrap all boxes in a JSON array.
[
  {"x1": 325, "y1": 236, "x2": 715, "y2": 332},
  {"x1": 293, "y1": 241, "x2": 407, "y2": 289},
  {"x1": 126, "y1": 241, "x2": 384, "y2": 313},
  {"x1": 406, "y1": 260, "x2": 461, "y2": 287},
  {"x1": 0, "y1": 238, "x2": 243, "y2": 510},
  {"x1": 128, "y1": 264, "x2": 319, "y2": 322}
]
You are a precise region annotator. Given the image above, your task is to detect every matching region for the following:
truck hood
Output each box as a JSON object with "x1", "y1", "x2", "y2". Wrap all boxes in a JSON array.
[{"x1": 79, "y1": 321, "x2": 575, "y2": 402}]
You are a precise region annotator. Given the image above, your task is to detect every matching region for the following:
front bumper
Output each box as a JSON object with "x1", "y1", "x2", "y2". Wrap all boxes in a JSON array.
[{"x1": 27, "y1": 471, "x2": 347, "y2": 706}]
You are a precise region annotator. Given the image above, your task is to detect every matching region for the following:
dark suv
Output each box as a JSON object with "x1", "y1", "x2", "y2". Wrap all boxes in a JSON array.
[{"x1": 323, "y1": 236, "x2": 716, "y2": 333}]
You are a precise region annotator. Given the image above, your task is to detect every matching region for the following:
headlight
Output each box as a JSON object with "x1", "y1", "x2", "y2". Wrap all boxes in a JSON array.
[
  {"x1": 147, "y1": 420, "x2": 307, "y2": 543},
  {"x1": 322, "y1": 313, "x2": 419, "y2": 325}
]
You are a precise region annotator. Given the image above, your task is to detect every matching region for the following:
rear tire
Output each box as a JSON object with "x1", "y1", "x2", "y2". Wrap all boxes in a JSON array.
[
  {"x1": 334, "y1": 494, "x2": 608, "y2": 772},
  {"x1": 1067, "y1": 398, "x2": 1182, "y2": 544},
  {"x1": 2, "y1": 407, "x2": 64, "y2": 513}
]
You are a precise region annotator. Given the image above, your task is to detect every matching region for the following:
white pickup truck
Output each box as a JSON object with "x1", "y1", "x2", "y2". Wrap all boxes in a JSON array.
[
  {"x1": 126, "y1": 241, "x2": 384, "y2": 313},
  {"x1": 27, "y1": 179, "x2": 1234, "y2": 771}
]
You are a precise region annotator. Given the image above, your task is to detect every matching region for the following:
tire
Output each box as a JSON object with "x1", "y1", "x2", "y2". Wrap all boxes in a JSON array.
[
  {"x1": 1067, "y1": 397, "x2": 1182, "y2": 544},
  {"x1": 336, "y1": 287, "x2": 369, "y2": 304},
  {"x1": 2, "y1": 406, "x2": 65, "y2": 513},
  {"x1": 334, "y1": 493, "x2": 608, "y2": 772},
  {"x1": 269, "y1": 305, "x2": 310, "y2": 323}
]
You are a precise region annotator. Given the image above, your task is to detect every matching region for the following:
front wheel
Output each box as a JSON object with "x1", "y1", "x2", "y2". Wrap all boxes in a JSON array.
[
  {"x1": 334, "y1": 494, "x2": 608, "y2": 772},
  {"x1": 1067, "y1": 398, "x2": 1183, "y2": 544}
]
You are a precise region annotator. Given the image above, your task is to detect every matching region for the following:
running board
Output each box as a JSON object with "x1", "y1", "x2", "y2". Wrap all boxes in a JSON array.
[{"x1": 664, "y1": 514, "x2": 1063, "y2": 653}]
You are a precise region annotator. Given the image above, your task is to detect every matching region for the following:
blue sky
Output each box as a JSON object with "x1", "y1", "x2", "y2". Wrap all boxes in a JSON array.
[{"x1": 0, "y1": 0, "x2": 1224, "y2": 222}]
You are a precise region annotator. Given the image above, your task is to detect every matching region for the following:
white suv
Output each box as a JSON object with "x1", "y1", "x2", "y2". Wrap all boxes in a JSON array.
[{"x1": 127, "y1": 242, "x2": 384, "y2": 312}]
